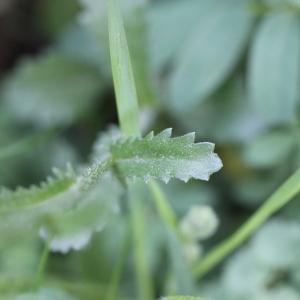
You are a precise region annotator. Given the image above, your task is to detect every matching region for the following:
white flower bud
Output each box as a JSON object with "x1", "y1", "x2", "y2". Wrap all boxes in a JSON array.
[
  {"x1": 183, "y1": 241, "x2": 203, "y2": 263},
  {"x1": 180, "y1": 205, "x2": 219, "y2": 241}
]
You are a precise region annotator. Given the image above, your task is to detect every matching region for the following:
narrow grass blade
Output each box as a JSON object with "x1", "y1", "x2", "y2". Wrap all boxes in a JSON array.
[{"x1": 108, "y1": 0, "x2": 140, "y2": 137}]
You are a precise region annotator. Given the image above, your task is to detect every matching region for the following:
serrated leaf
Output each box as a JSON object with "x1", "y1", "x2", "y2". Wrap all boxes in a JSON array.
[
  {"x1": 39, "y1": 173, "x2": 121, "y2": 253},
  {"x1": 249, "y1": 12, "x2": 300, "y2": 124},
  {"x1": 168, "y1": 0, "x2": 254, "y2": 112},
  {"x1": 3, "y1": 51, "x2": 102, "y2": 127},
  {"x1": 0, "y1": 154, "x2": 117, "y2": 247},
  {"x1": 0, "y1": 166, "x2": 76, "y2": 214},
  {"x1": 111, "y1": 129, "x2": 222, "y2": 183}
]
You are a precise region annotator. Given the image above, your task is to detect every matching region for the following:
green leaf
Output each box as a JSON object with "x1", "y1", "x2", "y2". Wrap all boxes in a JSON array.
[
  {"x1": 252, "y1": 219, "x2": 300, "y2": 269},
  {"x1": 126, "y1": 3, "x2": 156, "y2": 106},
  {"x1": 222, "y1": 248, "x2": 270, "y2": 298},
  {"x1": 108, "y1": 0, "x2": 140, "y2": 136},
  {"x1": 57, "y1": 23, "x2": 109, "y2": 74},
  {"x1": 249, "y1": 12, "x2": 300, "y2": 124},
  {"x1": 0, "y1": 129, "x2": 56, "y2": 162},
  {"x1": 3, "y1": 51, "x2": 102, "y2": 127},
  {"x1": 0, "y1": 166, "x2": 76, "y2": 214},
  {"x1": 174, "y1": 79, "x2": 267, "y2": 144},
  {"x1": 168, "y1": 0, "x2": 254, "y2": 112},
  {"x1": 147, "y1": 0, "x2": 204, "y2": 72},
  {"x1": 111, "y1": 129, "x2": 223, "y2": 183},
  {"x1": 39, "y1": 173, "x2": 122, "y2": 253},
  {"x1": 80, "y1": 0, "x2": 155, "y2": 106},
  {"x1": 91, "y1": 126, "x2": 121, "y2": 163},
  {"x1": 165, "y1": 230, "x2": 196, "y2": 295},
  {"x1": 243, "y1": 131, "x2": 295, "y2": 168},
  {"x1": 0, "y1": 156, "x2": 115, "y2": 242}
]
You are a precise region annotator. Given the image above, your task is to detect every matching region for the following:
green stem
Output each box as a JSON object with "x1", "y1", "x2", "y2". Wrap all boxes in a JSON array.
[
  {"x1": 35, "y1": 241, "x2": 50, "y2": 288},
  {"x1": 193, "y1": 168, "x2": 300, "y2": 278},
  {"x1": 129, "y1": 184, "x2": 154, "y2": 300},
  {"x1": 148, "y1": 180, "x2": 178, "y2": 233},
  {"x1": 105, "y1": 223, "x2": 131, "y2": 300},
  {"x1": 249, "y1": 2, "x2": 300, "y2": 14}
]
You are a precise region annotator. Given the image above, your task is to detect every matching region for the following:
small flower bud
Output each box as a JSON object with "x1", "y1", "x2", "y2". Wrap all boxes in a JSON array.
[
  {"x1": 180, "y1": 205, "x2": 219, "y2": 241},
  {"x1": 183, "y1": 241, "x2": 203, "y2": 263}
]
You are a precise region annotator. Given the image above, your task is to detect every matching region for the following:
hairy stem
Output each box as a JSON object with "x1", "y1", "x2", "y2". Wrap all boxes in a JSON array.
[{"x1": 148, "y1": 180, "x2": 178, "y2": 233}]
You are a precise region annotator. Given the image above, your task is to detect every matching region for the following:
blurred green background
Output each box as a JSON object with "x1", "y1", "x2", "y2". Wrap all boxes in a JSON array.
[{"x1": 1, "y1": 0, "x2": 300, "y2": 299}]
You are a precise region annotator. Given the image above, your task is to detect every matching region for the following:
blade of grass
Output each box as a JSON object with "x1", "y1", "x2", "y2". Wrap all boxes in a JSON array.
[
  {"x1": 193, "y1": 167, "x2": 300, "y2": 278},
  {"x1": 108, "y1": 0, "x2": 140, "y2": 137},
  {"x1": 108, "y1": 1, "x2": 153, "y2": 299},
  {"x1": 108, "y1": 0, "x2": 184, "y2": 297}
]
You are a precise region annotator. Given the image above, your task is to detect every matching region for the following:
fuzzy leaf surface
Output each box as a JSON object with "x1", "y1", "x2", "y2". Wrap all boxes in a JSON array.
[{"x1": 111, "y1": 129, "x2": 222, "y2": 183}]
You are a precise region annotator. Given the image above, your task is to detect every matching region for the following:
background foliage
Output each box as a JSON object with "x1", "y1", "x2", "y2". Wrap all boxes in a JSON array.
[{"x1": 1, "y1": 0, "x2": 300, "y2": 299}]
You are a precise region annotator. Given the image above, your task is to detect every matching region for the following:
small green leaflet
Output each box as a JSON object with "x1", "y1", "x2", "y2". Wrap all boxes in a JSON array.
[
  {"x1": 3, "y1": 51, "x2": 102, "y2": 127},
  {"x1": 168, "y1": 0, "x2": 254, "y2": 112},
  {"x1": 111, "y1": 128, "x2": 222, "y2": 183},
  {"x1": 249, "y1": 12, "x2": 300, "y2": 124}
]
